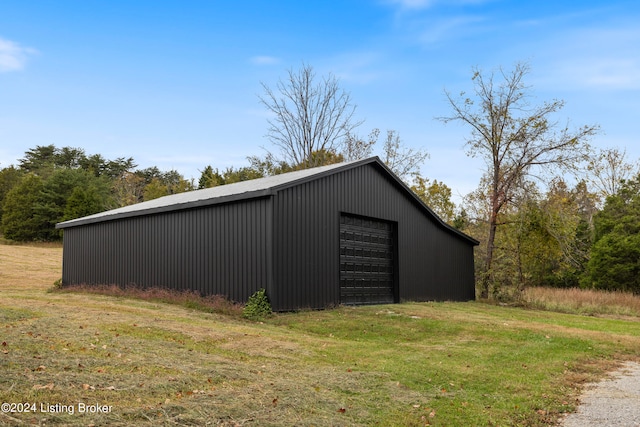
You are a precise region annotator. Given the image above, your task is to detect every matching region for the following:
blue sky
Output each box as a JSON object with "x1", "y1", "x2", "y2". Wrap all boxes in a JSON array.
[{"x1": 1, "y1": 0, "x2": 638, "y2": 200}]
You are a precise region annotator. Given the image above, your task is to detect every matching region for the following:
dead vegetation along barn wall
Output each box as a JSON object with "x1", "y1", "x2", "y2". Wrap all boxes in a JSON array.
[{"x1": 57, "y1": 157, "x2": 478, "y2": 311}]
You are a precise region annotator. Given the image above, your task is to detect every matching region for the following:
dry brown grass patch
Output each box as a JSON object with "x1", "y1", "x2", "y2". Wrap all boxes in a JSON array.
[
  {"x1": 54, "y1": 283, "x2": 244, "y2": 317},
  {"x1": 522, "y1": 287, "x2": 640, "y2": 318},
  {"x1": 0, "y1": 243, "x2": 62, "y2": 291}
]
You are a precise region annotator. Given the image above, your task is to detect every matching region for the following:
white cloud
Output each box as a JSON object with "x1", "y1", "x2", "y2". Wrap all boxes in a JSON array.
[
  {"x1": 418, "y1": 15, "x2": 485, "y2": 45},
  {"x1": 386, "y1": 0, "x2": 434, "y2": 10},
  {"x1": 381, "y1": 0, "x2": 489, "y2": 47},
  {"x1": 568, "y1": 59, "x2": 640, "y2": 90},
  {"x1": 541, "y1": 27, "x2": 640, "y2": 91},
  {"x1": 0, "y1": 37, "x2": 37, "y2": 72},
  {"x1": 384, "y1": 0, "x2": 493, "y2": 11},
  {"x1": 249, "y1": 55, "x2": 280, "y2": 65},
  {"x1": 329, "y1": 51, "x2": 385, "y2": 85}
]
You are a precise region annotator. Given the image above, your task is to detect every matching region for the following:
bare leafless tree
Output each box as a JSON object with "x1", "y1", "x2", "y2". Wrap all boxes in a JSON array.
[
  {"x1": 380, "y1": 129, "x2": 429, "y2": 182},
  {"x1": 259, "y1": 63, "x2": 363, "y2": 168},
  {"x1": 587, "y1": 147, "x2": 639, "y2": 202},
  {"x1": 341, "y1": 128, "x2": 378, "y2": 162},
  {"x1": 341, "y1": 128, "x2": 429, "y2": 183}
]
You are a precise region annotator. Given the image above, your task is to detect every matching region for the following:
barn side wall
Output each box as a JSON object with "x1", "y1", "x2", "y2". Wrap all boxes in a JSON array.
[
  {"x1": 61, "y1": 197, "x2": 272, "y2": 303},
  {"x1": 271, "y1": 163, "x2": 475, "y2": 311}
]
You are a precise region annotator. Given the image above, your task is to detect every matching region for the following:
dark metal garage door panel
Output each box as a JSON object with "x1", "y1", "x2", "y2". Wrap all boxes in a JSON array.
[{"x1": 340, "y1": 214, "x2": 395, "y2": 305}]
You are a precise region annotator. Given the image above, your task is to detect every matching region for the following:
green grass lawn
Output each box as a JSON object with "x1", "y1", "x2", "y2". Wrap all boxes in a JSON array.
[{"x1": 1, "y1": 244, "x2": 640, "y2": 426}]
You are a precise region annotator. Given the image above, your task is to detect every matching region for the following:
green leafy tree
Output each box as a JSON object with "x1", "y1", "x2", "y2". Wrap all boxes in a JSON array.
[
  {"x1": 586, "y1": 233, "x2": 640, "y2": 293},
  {"x1": 17, "y1": 144, "x2": 136, "y2": 180},
  {"x1": 55, "y1": 146, "x2": 86, "y2": 169},
  {"x1": 2, "y1": 169, "x2": 112, "y2": 241},
  {"x1": 510, "y1": 180, "x2": 579, "y2": 289},
  {"x1": 3, "y1": 144, "x2": 195, "y2": 240},
  {"x1": 137, "y1": 167, "x2": 193, "y2": 200},
  {"x1": 18, "y1": 145, "x2": 58, "y2": 175},
  {"x1": 37, "y1": 169, "x2": 88, "y2": 238},
  {"x1": 411, "y1": 176, "x2": 456, "y2": 224},
  {"x1": 1, "y1": 174, "x2": 48, "y2": 240},
  {"x1": 0, "y1": 166, "x2": 25, "y2": 220},
  {"x1": 198, "y1": 165, "x2": 224, "y2": 189},
  {"x1": 452, "y1": 209, "x2": 470, "y2": 230},
  {"x1": 220, "y1": 166, "x2": 265, "y2": 184},
  {"x1": 111, "y1": 172, "x2": 146, "y2": 207},
  {"x1": 63, "y1": 185, "x2": 108, "y2": 221},
  {"x1": 79, "y1": 153, "x2": 137, "y2": 178},
  {"x1": 246, "y1": 153, "x2": 294, "y2": 177},
  {"x1": 246, "y1": 149, "x2": 341, "y2": 179},
  {"x1": 198, "y1": 165, "x2": 265, "y2": 189},
  {"x1": 584, "y1": 175, "x2": 640, "y2": 293},
  {"x1": 38, "y1": 169, "x2": 112, "y2": 239},
  {"x1": 143, "y1": 177, "x2": 170, "y2": 201},
  {"x1": 539, "y1": 181, "x2": 583, "y2": 287},
  {"x1": 161, "y1": 169, "x2": 193, "y2": 194}
]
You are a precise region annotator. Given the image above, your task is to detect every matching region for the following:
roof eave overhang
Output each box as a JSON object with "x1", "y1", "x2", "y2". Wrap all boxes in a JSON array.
[{"x1": 55, "y1": 188, "x2": 274, "y2": 229}]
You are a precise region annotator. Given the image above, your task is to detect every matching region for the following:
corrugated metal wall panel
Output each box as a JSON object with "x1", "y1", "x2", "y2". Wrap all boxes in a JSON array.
[
  {"x1": 271, "y1": 163, "x2": 475, "y2": 310},
  {"x1": 61, "y1": 197, "x2": 272, "y2": 303}
]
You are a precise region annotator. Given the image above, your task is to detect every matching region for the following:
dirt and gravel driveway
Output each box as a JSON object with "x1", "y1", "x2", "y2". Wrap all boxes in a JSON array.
[{"x1": 560, "y1": 361, "x2": 640, "y2": 426}]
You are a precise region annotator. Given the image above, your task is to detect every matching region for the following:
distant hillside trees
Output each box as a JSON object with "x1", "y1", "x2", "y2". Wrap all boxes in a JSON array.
[
  {"x1": 0, "y1": 145, "x2": 192, "y2": 241},
  {"x1": 0, "y1": 166, "x2": 23, "y2": 220},
  {"x1": 1, "y1": 174, "x2": 47, "y2": 241}
]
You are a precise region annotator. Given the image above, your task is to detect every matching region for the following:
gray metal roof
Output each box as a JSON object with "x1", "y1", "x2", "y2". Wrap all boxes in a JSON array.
[
  {"x1": 56, "y1": 156, "x2": 478, "y2": 245},
  {"x1": 56, "y1": 158, "x2": 368, "y2": 229}
]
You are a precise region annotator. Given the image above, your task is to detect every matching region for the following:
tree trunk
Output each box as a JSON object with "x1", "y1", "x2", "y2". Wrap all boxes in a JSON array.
[
  {"x1": 480, "y1": 206, "x2": 499, "y2": 299},
  {"x1": 480, "y1": 226, "x2": 496, "y2": 299}
]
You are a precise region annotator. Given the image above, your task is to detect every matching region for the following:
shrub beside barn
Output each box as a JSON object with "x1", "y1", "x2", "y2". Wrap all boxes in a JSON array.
[{"x1": 56, "y1": 157, "x2": 478, "y2": 311}]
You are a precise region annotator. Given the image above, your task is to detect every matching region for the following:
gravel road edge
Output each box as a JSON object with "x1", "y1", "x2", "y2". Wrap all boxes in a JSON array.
[{"x1": 559, "y1": 361, "x2": 640, "y2": 426}]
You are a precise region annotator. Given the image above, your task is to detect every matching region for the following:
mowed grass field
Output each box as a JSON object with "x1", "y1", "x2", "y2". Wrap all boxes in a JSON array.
[{"x1": 1, "y1": 244, "x2": 640, "y2": 426}]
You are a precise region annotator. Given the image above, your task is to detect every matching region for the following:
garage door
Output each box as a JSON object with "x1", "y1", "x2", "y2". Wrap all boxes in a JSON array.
[{"x1": 339, "y1": 214, "x2": 396, "y2": 305}]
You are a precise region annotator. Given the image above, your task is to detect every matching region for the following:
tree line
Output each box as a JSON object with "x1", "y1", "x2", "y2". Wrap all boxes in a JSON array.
[
  {"x1": 0, "y1": 146, "x2": 192, "y2": 240},
  {"x1": 1, "y1": 62, "x2": 638, "y2": 297}
]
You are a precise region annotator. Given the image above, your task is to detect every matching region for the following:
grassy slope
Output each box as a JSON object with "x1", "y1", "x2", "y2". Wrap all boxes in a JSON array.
[{"x1": 1, "y1": 244, "x2": 639, "y2": 426}]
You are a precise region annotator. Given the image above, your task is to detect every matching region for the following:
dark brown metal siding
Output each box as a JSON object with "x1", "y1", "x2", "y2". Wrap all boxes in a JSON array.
[
  {"x1": 271, "y1": 163, "x2": 475, "y2": 310},
  {"x1": 61, "y1": 197, "x2": 272, "y2": 303}
]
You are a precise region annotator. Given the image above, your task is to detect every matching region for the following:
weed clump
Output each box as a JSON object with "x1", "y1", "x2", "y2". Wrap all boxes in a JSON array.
[{"x1": 243, "y1": 288, "x2": 272, "y2": 321}]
